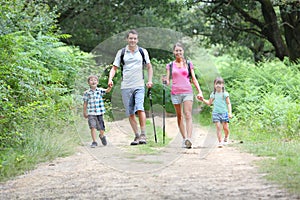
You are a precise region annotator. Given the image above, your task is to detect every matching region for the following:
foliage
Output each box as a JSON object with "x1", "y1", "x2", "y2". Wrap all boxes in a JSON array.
[
  {"x1": 0, "y1": 29, "x2": 92, "y2": 181},
  {"x1": 197, "y1": 53, "x2": 300, "y2": 194},
  {"x1": 186, "y1": 0, "x2": 300, "y2": 62},
  {"x1": 0, "y1": 0, "x2": 60, "y2": 36},
  {"x1": 214, "y1": 56, "x2": 300, "y2": 138},
  {"x1": 47, "y1": 0, "x2": 185, "y2": 52}
]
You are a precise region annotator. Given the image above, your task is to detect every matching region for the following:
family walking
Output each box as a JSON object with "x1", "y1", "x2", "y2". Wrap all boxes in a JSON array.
[{"x1": 83, "y1": 29, "x2": 232, "y2": 149}]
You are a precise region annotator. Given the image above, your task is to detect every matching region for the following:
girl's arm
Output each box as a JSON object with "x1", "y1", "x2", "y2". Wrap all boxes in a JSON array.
[
  {"x1": 226, "y1": 96, "x2": 232, "y2": 118},
  {"x1": 202, "y1": 98, "x2": 214, "y2": 106}
]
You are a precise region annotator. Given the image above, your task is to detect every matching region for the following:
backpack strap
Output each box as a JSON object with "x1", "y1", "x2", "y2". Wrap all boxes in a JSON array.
[
  {"x1": 168, "y1": 61, "x2": 173, "y2": 80},
  {"x1": 120, "y1": 48, "x2": 126, "y2": 79},
  {"x1": 187, "y1": 60, "x2": 192, "y2": 81},
  {"x1": 138, "y1": 47, "x2": 146, "y2": 65}
]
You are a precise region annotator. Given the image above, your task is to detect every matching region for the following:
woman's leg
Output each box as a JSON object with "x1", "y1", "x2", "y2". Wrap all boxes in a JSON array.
[
  {"x1": 183, "y1": 100, "x2": 193, "y2": 139},
  {"x1": 174, "y1": 104, "x2": 185, "y2": 139}
]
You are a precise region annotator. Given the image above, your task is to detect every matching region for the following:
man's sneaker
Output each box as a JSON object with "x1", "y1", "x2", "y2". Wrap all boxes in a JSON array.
[
  {"x1": 99, "y1": 135, "x2": 107, "y2": 146},
  {"x1": 185, "y1": 139, "x2": 192, "y2": 149},
  {"x1": 130, "y1": 136, "x2": 140, "y2": 145},
  {"x1": 91, "y1": 141, "x2": 98, "y2": 148},
  {"x1": 139, "y1": 134, "x2": 147, "y2": 144},
  {"x1": 217, "y1": 142, "x2": 223, "y2": 148}
]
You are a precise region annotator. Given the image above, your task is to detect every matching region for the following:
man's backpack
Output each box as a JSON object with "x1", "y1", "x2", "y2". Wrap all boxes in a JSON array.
[
  {"x1": 120, "y1": 47, "x2": 146, "y2": 79},
  {"x1": 168, "y1": 60, "x2": 192, "y2": 82}
]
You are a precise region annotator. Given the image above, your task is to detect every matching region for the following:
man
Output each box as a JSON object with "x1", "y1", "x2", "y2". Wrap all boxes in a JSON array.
[{"x1": 108, "y1": 29, "x2": 153, "y2": 145}]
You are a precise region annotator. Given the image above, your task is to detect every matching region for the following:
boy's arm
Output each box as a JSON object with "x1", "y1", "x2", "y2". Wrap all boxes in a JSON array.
[
  {"x1": 105, "y1": 85, "x2": 113, "y2": 93},
  {"x1": 226, "y1": 96, "x2": 232, "y2": 118},
  {"x1": 83, "y1": 101, "x2": 88, "y2": 118}
]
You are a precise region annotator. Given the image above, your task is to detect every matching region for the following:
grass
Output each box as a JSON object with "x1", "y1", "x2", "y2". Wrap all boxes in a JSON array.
[
  {"x1": 227, "y1": 124, "x2": 300, "y2": 195},
  {"x1": 0, "y1": 119, "x2": 80, "y2": 182},
  {"x1": 196, "y1": 108, "x2": 300, "y2": 195}
]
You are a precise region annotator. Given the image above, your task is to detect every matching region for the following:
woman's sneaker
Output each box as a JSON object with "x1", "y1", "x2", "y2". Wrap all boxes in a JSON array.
[
  {"x1": 223, "y1": 137, "x2": 229, "y2": 145},
  {"x1": 217, "y1": 142, "x2": 223, "y2": 148}
]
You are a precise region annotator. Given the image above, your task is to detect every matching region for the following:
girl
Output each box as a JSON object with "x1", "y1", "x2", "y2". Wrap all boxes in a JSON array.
[
  {"x1": 201, "y1": 77, "x2": 232, "y2": 148},
  {"x1": 164, "y1": 42, "x2": 203, "y2": 148}
]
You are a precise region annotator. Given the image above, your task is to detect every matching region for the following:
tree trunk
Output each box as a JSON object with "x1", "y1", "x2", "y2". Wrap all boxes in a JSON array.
[
  {"x1": 259, "y1": 0, "x2": 289, "y2": 60},
  {"x1": 280, "y1": 4, "x2": 300, "y2": 62}
]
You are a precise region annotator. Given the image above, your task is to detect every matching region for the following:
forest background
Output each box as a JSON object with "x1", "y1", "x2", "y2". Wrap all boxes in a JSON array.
[{"x1": 0, "y1": 0, "x2": 299, "y2": 194}]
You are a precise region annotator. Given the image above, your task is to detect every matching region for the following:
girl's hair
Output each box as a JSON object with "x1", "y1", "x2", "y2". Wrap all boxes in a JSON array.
[
  {"x1": 173, "y1": 42, "x2": 187, "y2": 67},
  {"x1": 213, "y1": 77, "x2": 225, "y2": 99},
  {"x1": 87, "y1": 75, "x2": 98, "y2": 83}
]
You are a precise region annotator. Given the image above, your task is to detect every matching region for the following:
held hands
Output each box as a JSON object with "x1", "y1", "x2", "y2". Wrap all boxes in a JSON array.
[
  {"x1": 108, "y1": 80, "x2": 113, "y2": 88},
  {"x1": 196, "y1": 93, "x2": 203, "y2": 101}
]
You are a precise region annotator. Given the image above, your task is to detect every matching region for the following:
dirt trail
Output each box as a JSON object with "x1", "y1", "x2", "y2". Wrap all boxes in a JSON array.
[{"x1": 0, "y1": 117, "x2": 298, "y2": 200}]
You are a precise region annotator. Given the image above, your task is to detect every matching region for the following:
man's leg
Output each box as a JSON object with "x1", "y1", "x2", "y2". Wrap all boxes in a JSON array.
[{"x1": 137, "y1": 110, "x2": 147, "y2": 144}]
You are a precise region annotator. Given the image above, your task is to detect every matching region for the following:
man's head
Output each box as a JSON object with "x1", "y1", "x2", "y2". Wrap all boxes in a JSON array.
[{"x1": 126, "y1": 29, "x2": 138, "y2": 48}]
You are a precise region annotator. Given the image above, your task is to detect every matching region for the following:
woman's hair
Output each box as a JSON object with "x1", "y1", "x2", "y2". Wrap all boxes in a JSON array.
[
  {"x1": 173, "y1": 42, "x2": 184, "y2": 50},
  {"x1": 213, "y1": 77, "x2": 225, "y2": 98},
  {"x1": 87, "y1": 75, "x2": 98, "y2": 83}
]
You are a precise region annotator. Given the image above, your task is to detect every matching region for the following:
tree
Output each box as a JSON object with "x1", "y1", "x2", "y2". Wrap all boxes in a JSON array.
[
  {"x1": 48, "y1": 0, "x2": 184, "y2": 52},
  {"x1": 187, "y1": 0, "x2": 300, "y2": 62}
]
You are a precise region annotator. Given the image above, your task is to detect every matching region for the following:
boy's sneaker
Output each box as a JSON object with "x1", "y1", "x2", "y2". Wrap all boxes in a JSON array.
[
  {"x1": 185, "y1": 139, "x2": 192, "y2": 149},
  {"x1": 139, "y1": 134, "x2": 147, "y2": 144},
  {"x1": 91, "y1": 141, "x2": 98, "y2": 148},
  {"x1": 217, "y1": 142, "x2": 223, "y2": 148},
  {"x1": 130, "y1": 136, "x2": 140, "y2": 145},
  {"x1": 99, "y1": 135, "x2": 107, "y2": 146}
]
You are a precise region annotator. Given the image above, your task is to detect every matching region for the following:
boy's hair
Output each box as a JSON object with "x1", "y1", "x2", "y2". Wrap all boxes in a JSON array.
[
  {"x1": 87, "y1": 75, "x2": 98, "y2": 83},
  {"x1": 126, "y1": 29, "x2": 138, "y2": 38}
]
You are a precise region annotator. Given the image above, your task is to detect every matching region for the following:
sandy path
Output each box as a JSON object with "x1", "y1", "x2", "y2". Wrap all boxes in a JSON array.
[{"x1": 0, "y1": 117, "x2": 298, "y2": 200}]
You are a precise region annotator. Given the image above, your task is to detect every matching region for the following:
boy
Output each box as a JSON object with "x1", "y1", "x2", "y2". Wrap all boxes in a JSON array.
[{"x1": 83, "y1": 75, "x2": 112, "y2": 148}]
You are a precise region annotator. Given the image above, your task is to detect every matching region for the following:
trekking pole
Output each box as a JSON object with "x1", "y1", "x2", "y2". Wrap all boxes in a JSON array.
[
  {"x1": 162, "y1": 75, "x2": 167, "y2": 144},
  {"x1": 147, "y1": 88, "x2": 157, "y2": 143}
]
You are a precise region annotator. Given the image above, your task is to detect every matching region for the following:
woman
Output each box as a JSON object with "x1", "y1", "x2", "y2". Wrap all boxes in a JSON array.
[{"x1": 164, "y1": 43, "x2": 203, "y2": 148}]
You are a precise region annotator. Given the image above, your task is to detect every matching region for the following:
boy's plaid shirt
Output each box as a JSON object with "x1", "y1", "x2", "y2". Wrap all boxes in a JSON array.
[{"x1": 83, "y1": 88, "x2": 106, "y2": 115}]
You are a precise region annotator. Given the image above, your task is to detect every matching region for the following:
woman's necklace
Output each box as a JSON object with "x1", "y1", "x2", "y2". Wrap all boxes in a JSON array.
[{"x1": 175, "y1": 60, "x2": 185, "y2": 68}]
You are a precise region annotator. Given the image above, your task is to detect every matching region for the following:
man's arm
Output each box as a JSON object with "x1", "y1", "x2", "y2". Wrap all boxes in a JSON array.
[
  {"x1": 146, "y1": 63, "x2": 153, "y2": 88},
  {"x1": 108, "y1": 65, "x2": 118, "y2": 87}
]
